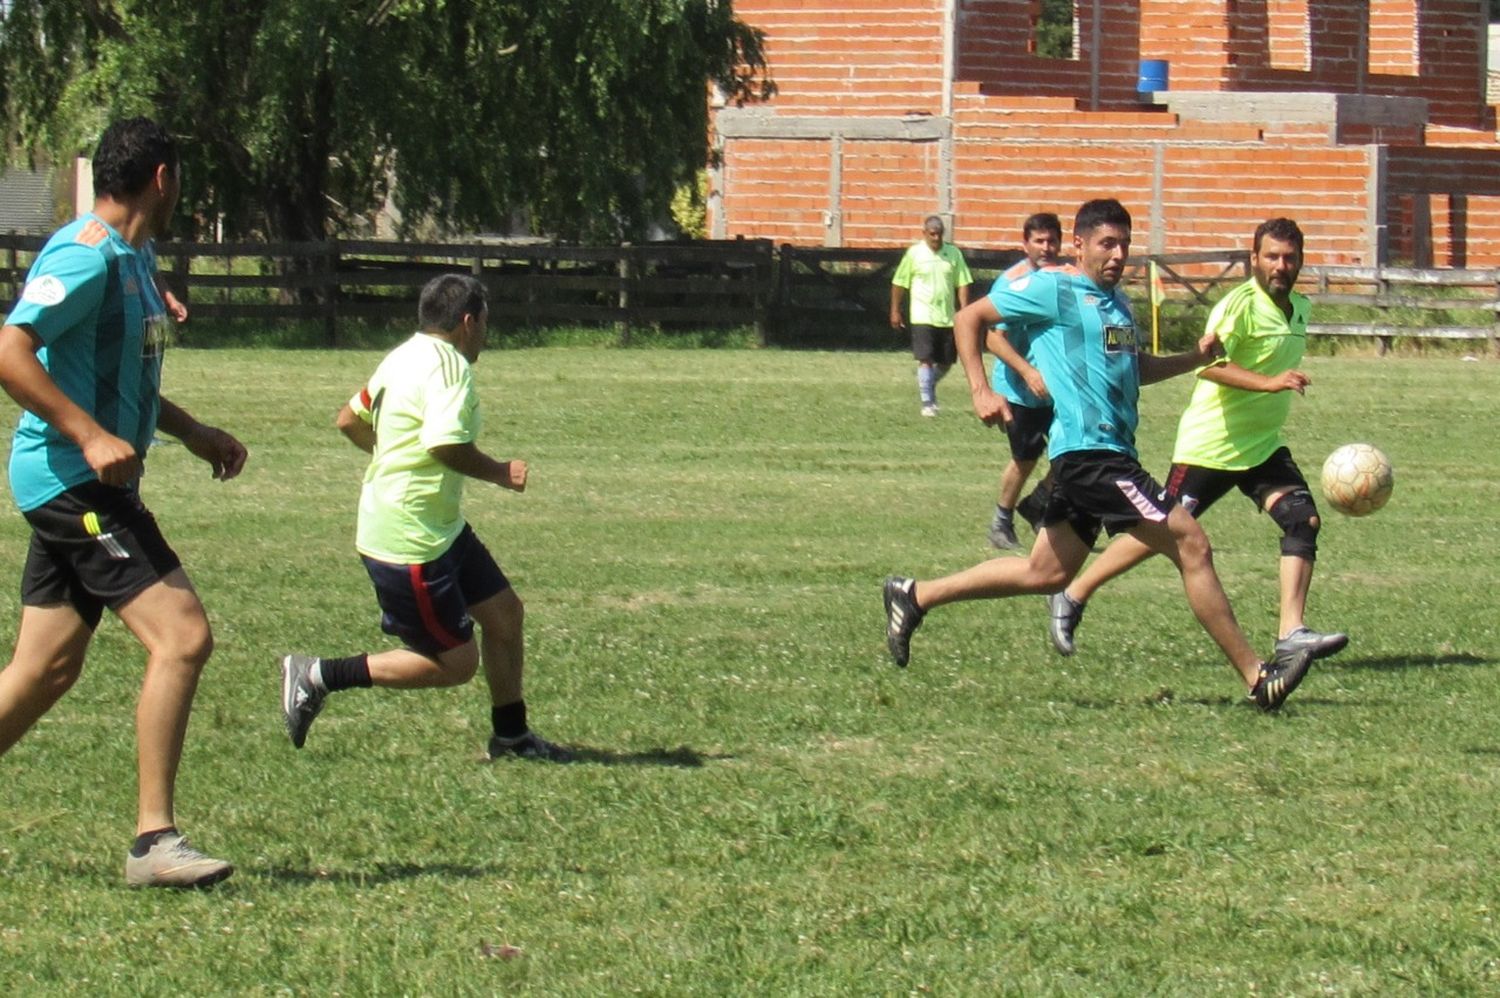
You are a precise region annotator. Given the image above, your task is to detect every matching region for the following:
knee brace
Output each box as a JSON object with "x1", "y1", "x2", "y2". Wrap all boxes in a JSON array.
[{"x1": 1268, "y1": 488, "x2": 1319, "y2": 561}]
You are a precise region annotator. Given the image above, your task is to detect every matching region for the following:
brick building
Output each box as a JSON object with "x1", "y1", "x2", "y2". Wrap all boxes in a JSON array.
[{"x1": 710, "y1": 0, "x2": 1500, "y2": 267}]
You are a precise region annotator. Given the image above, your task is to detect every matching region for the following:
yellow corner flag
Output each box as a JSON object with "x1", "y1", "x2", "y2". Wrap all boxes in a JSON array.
[{"x1": 1149, "y1": 259, "x2": 1166, "y2": 352}]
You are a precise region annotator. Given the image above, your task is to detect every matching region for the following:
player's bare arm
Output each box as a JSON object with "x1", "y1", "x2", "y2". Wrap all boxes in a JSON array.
[
  {"x1": 0, "y1": 322, "x2": 143, "y2": 485},
  {"x1": 953, "y1": 298, "x2": 1013, "y2": 426},
  {"x1": 158, "y1": 397, "x2": 248, "y2": 480},
  {"x1": 1199, "y1": 362, "x2": 1309, "y2": 395},
  {"x1": 889, "y1": 285, "x2": 906, "y2": 329},
  {"x1": 429, "y1": 442, "x2": 528, "y2": 493},
  {"x1": 1138, "y1": 329, "x2": 1224, "y2": 386},
  {"x1": 335, "y1": 403, "x2": 376, "y2": 454}
]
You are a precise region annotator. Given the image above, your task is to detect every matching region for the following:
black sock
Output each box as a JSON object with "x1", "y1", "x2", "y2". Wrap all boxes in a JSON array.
[
  {"x1": 321, "y1": 654, "x2": 372, "y2": 692},
  {"x1": 130, "y1": 826, "x2": 177, "y2": 857},
  {"x1": 492, "y1": 700, "x2": 528, "y2": 740}
]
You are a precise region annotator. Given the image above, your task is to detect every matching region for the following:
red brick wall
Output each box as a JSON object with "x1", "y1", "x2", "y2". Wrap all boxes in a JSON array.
[
  {"x1": 731, "y1": 0, "x2": 947, "y2": 115},
  {"x1": 956, "y1": 0, "x2": 1146, "y2": 109}
]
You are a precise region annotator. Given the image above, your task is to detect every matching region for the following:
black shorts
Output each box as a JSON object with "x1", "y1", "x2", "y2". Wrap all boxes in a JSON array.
[
  {"x1": 910, "y1": 325, "x2": 956, "y2": 365},
  {"x1": 1045, "y1": 450, "x2": 1176, "y2": 548},
  {"x1": 1163, "y1": 447, "x2": 1309, "y2": 517},
  {"x1": 1002, "y1": 401, "x2": 1052, "y2": 462},
  {"x1": 361, "y1": 524, "x2": 511, "y2": 657},
  {"x1": 20, "y1": 480, "x2": 183, "y2": 629}
]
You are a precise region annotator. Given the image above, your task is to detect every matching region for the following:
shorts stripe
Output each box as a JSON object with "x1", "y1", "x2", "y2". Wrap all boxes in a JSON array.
[
  {"x1": 408, "y1": 563, "x2": 465, "y2": 649},
  {"x1": 1115, "y1": 479, "x2": 1168, "y2": 522}
]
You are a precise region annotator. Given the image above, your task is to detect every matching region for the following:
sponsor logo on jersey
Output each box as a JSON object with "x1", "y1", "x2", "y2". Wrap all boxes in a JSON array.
[
  {"x1": 20, "y1": 275, "x2": 66, "y2": 307},
  {"x1": 1008, "y1": 274, "x2": 1031, "y2": 293},
  {"x1": 1103, "y1": 323, "x2": 1138, "y2": 354}
]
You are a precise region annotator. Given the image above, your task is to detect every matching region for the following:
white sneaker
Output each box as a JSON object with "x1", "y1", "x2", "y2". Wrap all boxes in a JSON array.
[
  {"x1": 125, "y1": 832, "x2": 233, "y2": 888},
  {"x1": 920, "y1": 404, "x2": 939, "y2": 417}
]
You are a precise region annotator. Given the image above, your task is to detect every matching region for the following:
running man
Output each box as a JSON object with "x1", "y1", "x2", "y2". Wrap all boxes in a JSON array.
[
  {"x1": 1047, "y1": 218, "x2": 1347, "y2": 662},
  {"x1": 281, "y1": 274, "x2": 571, "y2": 762},
  {"x1": 890, "y1": 215, "x2": 973, "y2": 417},
  {"x1": 883, "y1": 199, "x2": 1316, "y2": 711},
  {"x1": 986, "y1": 211, "x2": 1062, "y2": 549},
  {"x1": 0, "y1": 117, "x2": 247, "y2": 887}
]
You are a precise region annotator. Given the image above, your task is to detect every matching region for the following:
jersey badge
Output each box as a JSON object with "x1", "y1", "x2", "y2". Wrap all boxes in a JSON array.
[{"x1": 20, "y1": 275, "x2": 66, "y2": 307}]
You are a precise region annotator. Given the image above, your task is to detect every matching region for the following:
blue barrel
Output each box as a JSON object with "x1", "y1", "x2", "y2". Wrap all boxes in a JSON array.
[{"x1": 1137, "y1": 59, "x2": 1169, "y2": 94}]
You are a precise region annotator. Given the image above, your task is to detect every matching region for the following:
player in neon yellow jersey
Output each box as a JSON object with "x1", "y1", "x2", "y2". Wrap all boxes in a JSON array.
[
  {"x1": 1047, "y1": 218, "x2": 1347, "y2": 663},
  {"x1": 891, "y1": 215, "x2": 973, "y2": 416},
  {"x1": 281, "y1": 274, "x2": 571, "y2": 761}
]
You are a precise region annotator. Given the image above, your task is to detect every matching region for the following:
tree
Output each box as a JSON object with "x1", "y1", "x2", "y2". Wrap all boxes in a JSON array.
[{"x1": 0, "y1": 1, "x2": 772, "y2": 243}]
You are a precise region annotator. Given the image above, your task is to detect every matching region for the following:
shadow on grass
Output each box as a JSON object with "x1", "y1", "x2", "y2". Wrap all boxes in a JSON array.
[
  {"x1": 1324, "y1": 652, "x2": 1493, "y2": 671},
  {"x1": 554, "y1": 744, "x2": 732, "y2": 768},
  {"x1": 258, "y1": 862, "x2": 503, "y2": 886}
]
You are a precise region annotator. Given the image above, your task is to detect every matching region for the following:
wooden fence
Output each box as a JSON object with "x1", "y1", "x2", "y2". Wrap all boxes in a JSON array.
[{"x1": 0, "y1": 234, "x2": 1495, "y2": 352}]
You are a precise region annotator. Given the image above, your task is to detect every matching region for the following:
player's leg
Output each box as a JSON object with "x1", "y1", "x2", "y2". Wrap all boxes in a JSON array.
[
  {"x1": 912, "y1": 325, "x2": 939, "y2": 415},
  {"x1": 0, "y1": 603, "x2": 94, "y2": 755},
  {"x1": 115, "y1": 569, "x2": 215, "y2": 835},
  {"x1": 1259, "y1": 475, "x2": 1347, "y2": 658},
  {"x1": 884, "y1": 520, "x2": 1092, "y2": 667},
  {"x1": 989, "y1": 457, "x2": 1036, "y2": 549},
  {"x1": 115, "y1": 568, "x2": 233, "y2": 887},
  {"x1": 1127, "y1": 507, "x2": 1314, "y2": 709}
]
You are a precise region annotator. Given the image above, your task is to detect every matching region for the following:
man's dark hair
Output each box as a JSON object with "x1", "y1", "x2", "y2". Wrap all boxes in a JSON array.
[
  {"x1": 1253, "y1": 217, "x2": 1304, "y2": 255},
  {"x1": 92, "y1": 117, "x2": 179, "y2": 199},
  {"x1": 1073, "y1": 198, "x2": 1131, "y2": 237},
  {"x1": 1023, "y1": 212, "x2": 1062, "y2": 240},
  {"x1": 419, "y1": 274, "x2": 488, "y2": 332}
]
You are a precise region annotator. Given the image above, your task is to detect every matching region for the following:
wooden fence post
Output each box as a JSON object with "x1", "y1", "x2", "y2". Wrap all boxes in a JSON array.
[
  {"x1": 617, "y1": 243, "x2": 633, "y2": 346},
  {"x1": 324, "y1": 239, "x2": 341, "y2": 347}
]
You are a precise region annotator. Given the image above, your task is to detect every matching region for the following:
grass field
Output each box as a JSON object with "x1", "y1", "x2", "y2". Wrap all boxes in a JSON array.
[{"x1": 0, "y1": 345, "x2": 1497, "y2": 995}]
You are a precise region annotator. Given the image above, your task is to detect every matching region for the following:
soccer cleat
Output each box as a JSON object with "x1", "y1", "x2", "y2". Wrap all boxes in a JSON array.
[
  {"x1": 487, "y1": 730, "x2": 574, "y2": 762},
  {"x1": 125, "y1": 833, "x2": 233, "y2": 889},
  {"x1": 1016, "y1": 487, "x2": 1050, "y2": 533},
  {"x1": 988, "y1": 520, "x2": 1020, "y2": 550},
  {"x1": 280, "y1": 654, "x2": 326, "y2": 749},
  {"x1": 882, "y1": 576, "x2": 924, "y2": 667},
  {"x1": 1274, "y1": 627, "x2": 1349, "y2": 660},
  {"x1": 1047, "y1": 591, "x2": 1085, "y2": 656},
  {"x1": 920, "y1": 405, "x2": 939, "y2": 418},
  {"x1": 1249, "y1": 644, "x2": 1315, "y2": 712}
]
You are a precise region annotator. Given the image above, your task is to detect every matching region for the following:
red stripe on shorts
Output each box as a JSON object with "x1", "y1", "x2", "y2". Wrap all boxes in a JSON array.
[{"x1": 409, "y1": 563, "x2": 466, "y2": 649}]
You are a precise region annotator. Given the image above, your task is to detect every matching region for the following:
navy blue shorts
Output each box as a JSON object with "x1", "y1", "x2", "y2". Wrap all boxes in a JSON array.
[
  {"x1": 21, "y1": 480, "x2": 182, "y2": 629},
  {"x1": 1045, "y1": 450, "x2": 1176, "y2": 549},
  {"x1": 361, "y1": 524, "x2": 510, "y2": 657}
]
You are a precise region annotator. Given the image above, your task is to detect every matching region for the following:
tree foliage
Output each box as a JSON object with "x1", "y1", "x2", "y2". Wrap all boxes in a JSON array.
[{"x1": 0, "y1": 1, "x2": 772, "y2": 242}]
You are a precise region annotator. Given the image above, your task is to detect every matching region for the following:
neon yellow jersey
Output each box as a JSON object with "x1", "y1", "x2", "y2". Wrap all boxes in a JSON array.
[
  {"x1": 1172, "y1": 279, "x2": 1310, "y2": 470},
  {"x1": 348, "y1": 333, "x2": 479, "y2": 563},
  {"x1": 892, "y1": 242, "x2": 972, "y2": 327}
]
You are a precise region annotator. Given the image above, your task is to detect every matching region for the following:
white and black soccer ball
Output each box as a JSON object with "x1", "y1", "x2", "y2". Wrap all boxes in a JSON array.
[{"x1": 1320, "y1": 443, "x2": 1394, "y2": 518}]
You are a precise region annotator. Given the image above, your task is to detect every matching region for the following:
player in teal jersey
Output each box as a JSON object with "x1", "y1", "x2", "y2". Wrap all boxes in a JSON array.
[
  {"x1": 280, "y1": 274, "x2": 572, "y2": 762},
  {"x1": 0, "y1": 118, "x2": 247, "y2": 887},
  {"x1": 883, "y1": 199, "x2": 1316, "y2": 711},
  {"x1": 986, "y1": 212, "x2": 1062, "y2": 549},
  {"x1": 891, "y1": 215, "x2": 973, "y2": 416},
  {"x1": 1047, "y1": 218, "x2": 1347, "y2": 662}
]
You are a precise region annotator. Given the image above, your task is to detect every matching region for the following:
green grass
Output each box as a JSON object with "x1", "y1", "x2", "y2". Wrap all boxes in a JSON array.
[{"x1": 0, "y1": 347, "x2": 1497, "y2": 994}]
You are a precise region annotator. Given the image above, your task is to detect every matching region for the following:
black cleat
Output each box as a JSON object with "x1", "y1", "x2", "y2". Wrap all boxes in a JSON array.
[
  {"x1": 988, "y1": 520, "x2": 1020, "y2": 550},
  {"x1": 488, "y1": 730, "x2": 575, "y2": 762},
  {"x1": 883, "y1": 576, "x2": 924, "y2": 667},
  {"x1": 1249, "y1": 645, "x2": 1315, "y2": 712},
  {"x1": 280, "y1": 654, "x2": 326, "y2": 749}
]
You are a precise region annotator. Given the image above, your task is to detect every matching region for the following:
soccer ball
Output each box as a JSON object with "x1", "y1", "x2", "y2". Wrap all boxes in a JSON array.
[{"x1": 1320, "y1": 443, "x2": 1394, "y2": 517}]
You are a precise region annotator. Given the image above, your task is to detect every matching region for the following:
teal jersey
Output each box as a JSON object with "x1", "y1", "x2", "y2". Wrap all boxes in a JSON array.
[
  {"x1": 988, "y1": 258, "x2": 1050, "y2": 408},
  {"x1": 989, "y1": 264, "x2": 1142, "y2": 460},
  {"x1": 5, "y1": 215, "x2": 169, "y2": 511}
]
